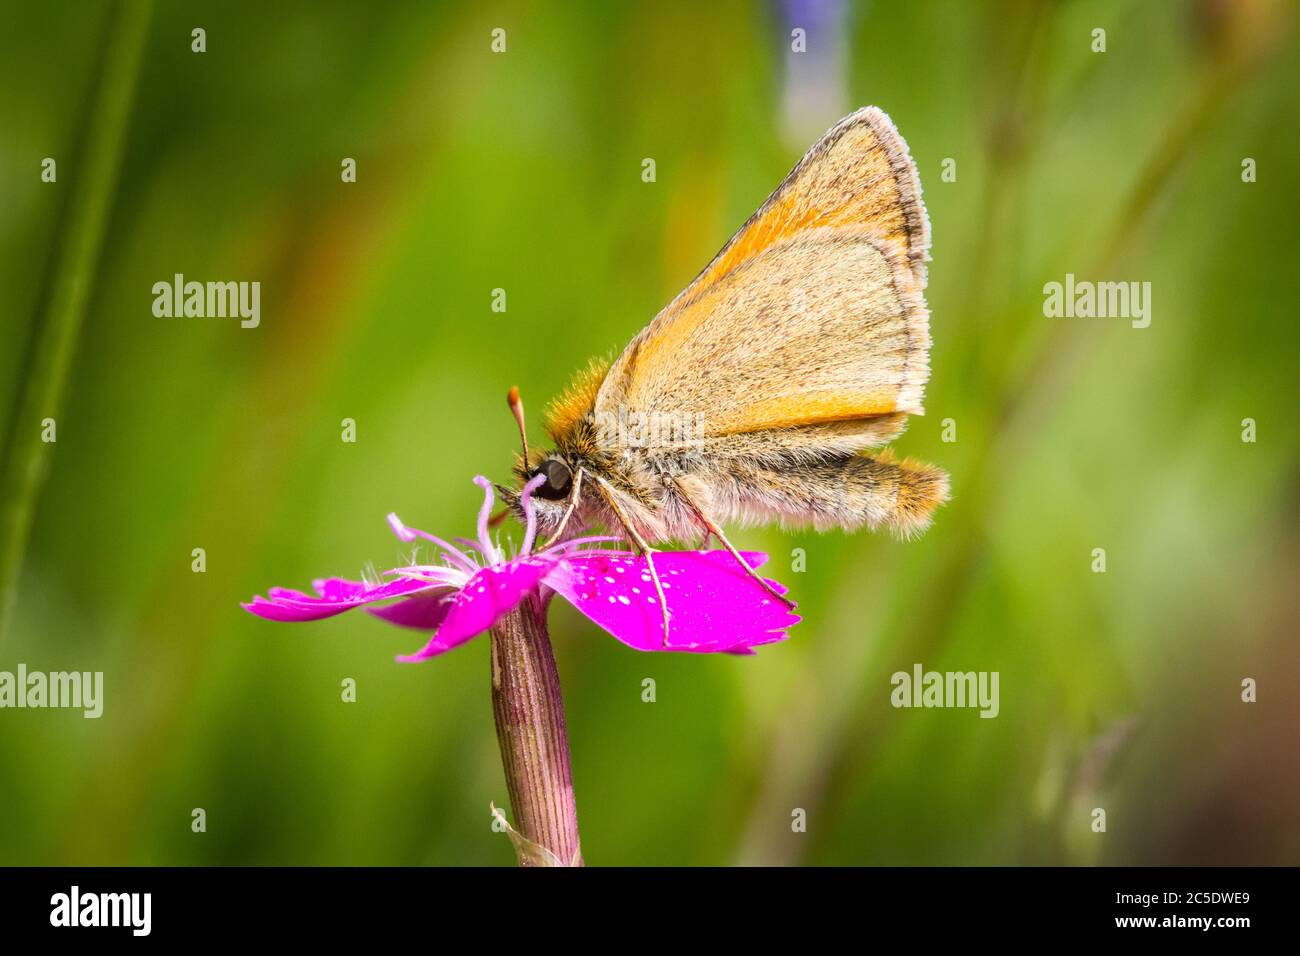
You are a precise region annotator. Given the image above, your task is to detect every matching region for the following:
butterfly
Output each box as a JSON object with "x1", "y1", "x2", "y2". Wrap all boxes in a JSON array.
[{"x1": 501, "y1": 107, "x2": 949, "y2": 640}]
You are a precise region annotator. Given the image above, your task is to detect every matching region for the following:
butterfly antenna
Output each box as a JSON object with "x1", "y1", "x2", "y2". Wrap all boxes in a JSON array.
[
  {"x1": 489, "y1": 386, "x2": 531, "y2": 530},
  {"x1": 507, "y1": 386, "x2": 530, "y2": 468}
]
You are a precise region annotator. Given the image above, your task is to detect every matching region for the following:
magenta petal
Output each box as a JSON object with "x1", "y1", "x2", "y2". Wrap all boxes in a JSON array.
[
  {"x1": 547, "y1": 550, "x2": 799, "y2": 653},
  {"x1": 242, "y1": 595, "x2": 344, "y2": 623},
  {"x1": 242, "y1": 575, "x2": 438, "y2": 623},
  {"x1": 366, "y1": 591, "x2": 454, "y2": 630},
  {"x1": 396, "y1": 557, "x2": 559, "y2": 662}
]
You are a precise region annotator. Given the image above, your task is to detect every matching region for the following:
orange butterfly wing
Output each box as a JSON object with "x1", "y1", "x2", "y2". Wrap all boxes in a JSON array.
[{"x1": 592, "y1": 107, "x2": 932, "y2": 440}]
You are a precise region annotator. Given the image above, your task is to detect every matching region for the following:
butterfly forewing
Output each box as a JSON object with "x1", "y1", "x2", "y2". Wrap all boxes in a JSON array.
[{"x1": 594, "y1": 107, "x2": 932, "y2": 447}]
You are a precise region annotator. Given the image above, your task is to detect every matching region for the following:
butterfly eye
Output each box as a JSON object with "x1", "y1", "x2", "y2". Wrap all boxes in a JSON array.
[{"x1": 534, "y1": 459, "x2": 572, "y2": 500}]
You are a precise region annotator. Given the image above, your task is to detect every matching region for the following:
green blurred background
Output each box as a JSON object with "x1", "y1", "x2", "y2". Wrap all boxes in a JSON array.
[{"x1": 1, "y1": 0, "x2": 1297, "y2": 866}]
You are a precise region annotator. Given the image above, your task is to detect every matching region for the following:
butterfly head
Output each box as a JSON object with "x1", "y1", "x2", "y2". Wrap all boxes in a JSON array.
[
  {"x1": 498, "y1": 386, "x2": 587, "y2": 539},
  {"x1": 491, "y1": 450, "x2": 579, "y2": 541}
]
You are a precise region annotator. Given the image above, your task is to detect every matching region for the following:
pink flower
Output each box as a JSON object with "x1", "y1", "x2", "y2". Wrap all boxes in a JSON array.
[{"x1": 243, "y1": 476, "x2": 798, "y2": 659}]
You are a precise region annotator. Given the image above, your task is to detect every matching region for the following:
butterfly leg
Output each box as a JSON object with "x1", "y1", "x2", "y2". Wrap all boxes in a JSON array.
[
  {"x1": 640, "y1": 549, "x2": 671, "y2": 648},
  {"x1": 672, "y1": 480, "x2": 797, "y2": 609},
  {"x1": 591, "y1": 475, "x2": 672, "y2": 647},
  {"x1": 540, "y1": 467, "x2": 585, "y2": 548}
]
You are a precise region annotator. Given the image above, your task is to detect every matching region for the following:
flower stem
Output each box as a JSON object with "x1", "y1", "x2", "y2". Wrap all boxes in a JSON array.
[
  {"x1": 0, "y1": 0, "x2": 153, "y2": 643},
  {"x1": 488, "y1": 594, "x2": 583, "y2": 866}
]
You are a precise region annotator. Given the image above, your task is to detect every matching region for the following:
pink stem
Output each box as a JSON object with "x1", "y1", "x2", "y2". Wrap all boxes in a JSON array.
[{"x1": 489, "y1": 594, "x2": 583, "y2": 866}]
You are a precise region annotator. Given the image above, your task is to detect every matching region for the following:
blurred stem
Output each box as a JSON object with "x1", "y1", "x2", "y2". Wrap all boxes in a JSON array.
[
  {"x1": 489, "y1": 595, "x2": 583, "y2": 866},
  {"x1": 0, "y1": 0, "x2": 153, "y2": 642}
]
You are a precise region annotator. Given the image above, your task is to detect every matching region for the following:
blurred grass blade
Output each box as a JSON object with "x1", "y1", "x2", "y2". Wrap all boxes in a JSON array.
[{"x1": 0, "y1": 0, "x2": 153, "y2": 642}]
